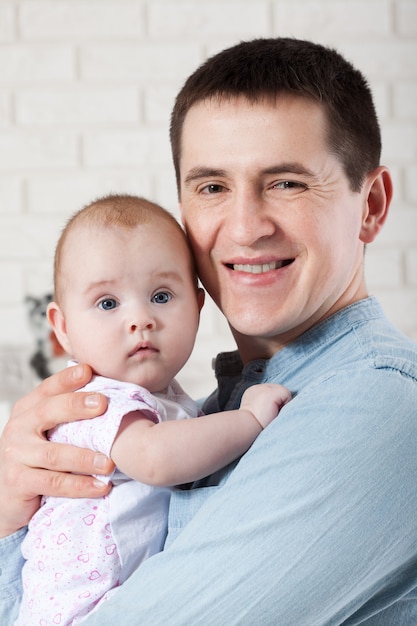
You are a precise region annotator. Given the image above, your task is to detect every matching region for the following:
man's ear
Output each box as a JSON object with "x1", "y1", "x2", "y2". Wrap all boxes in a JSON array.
[
  {"x1": 46, "y1": 301, "x2": 72, "y2": 356},
  {"x1": 360, "y1": 166, "x2": 393, "y2": 244}
]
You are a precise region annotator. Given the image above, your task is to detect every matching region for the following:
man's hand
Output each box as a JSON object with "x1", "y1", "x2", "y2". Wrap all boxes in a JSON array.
[{"x1": 0, "y1": 364, "x2": 113, "y2": 538}]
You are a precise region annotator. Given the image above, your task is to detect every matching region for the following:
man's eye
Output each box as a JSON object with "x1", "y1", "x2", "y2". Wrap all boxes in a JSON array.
[
  {"x1": 273, "y1": 180, "x2": 306, "y2": 190},
  {"x1": 201, "y1": 183, "x2": 224, "y2": 194},
  {"x1": 152, "y1": 292, "x2": 172, "y2": 304},
  {"x1": 98, "y1": 298, "x2": 118, "y2": 311}
]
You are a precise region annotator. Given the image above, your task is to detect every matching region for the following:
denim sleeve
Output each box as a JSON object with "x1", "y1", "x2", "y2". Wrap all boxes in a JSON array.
[
  {"x1": 0, "y1": 528, "x2": 26, "y2": 626},
  {"x1": 61, "y1": 368, "x2": 417, "y2": 624}
]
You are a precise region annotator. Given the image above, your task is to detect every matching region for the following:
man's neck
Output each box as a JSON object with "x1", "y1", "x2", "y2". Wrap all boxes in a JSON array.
[{"x1": 231, "y1": 292, "x2": 370, "y2": 364}]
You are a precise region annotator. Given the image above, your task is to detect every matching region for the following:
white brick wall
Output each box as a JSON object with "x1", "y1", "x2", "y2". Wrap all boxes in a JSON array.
[{"x1": 0, "y1": 0, "x2": 416, "y2": 406}]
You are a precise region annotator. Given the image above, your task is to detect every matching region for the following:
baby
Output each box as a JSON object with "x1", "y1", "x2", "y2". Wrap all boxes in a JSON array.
[{"x1": 16, "y1": 194, "x2": 291, "y2": 625}]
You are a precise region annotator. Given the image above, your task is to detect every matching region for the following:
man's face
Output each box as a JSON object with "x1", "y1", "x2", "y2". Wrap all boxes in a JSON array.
[{"x1": 179, "y1": 95, "x2": 377, "y2": 361}]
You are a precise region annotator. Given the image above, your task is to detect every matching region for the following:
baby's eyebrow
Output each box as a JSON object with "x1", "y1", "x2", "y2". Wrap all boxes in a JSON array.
[
  {"x1": 82, "y1": 279, "x2": 117, "y2": 296},
  {"x1": 154, "y1": 270, "x2": 184, "y2": 281}
]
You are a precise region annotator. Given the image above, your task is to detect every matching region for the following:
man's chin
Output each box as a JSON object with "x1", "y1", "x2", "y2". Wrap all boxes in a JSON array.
[{"x1": 228, "y1": 313, "x2": 280, "y2": 339}]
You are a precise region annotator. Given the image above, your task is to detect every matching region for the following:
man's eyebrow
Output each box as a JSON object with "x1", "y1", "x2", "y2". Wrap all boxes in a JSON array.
[
  {"x1": 184, "y1": 167, "x2": 227, "y2": 185},
  {"x1": 183, "y1": 163, "x2": 315, "y2": 185},
  {"x1": 261, "y1": 163, "x2": 316, "y2": 177}
]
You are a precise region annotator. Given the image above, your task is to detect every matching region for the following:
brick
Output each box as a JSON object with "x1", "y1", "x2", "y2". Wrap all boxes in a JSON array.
[
  {"x1": 19, "y1": 1, "x2": 145, "y2": 40},
  {"x1": 0, "y1": 347, "x2": 34, "y2": 410},
  {"x1": 0, "y1": 263, "x2": 24, "y2": 303},
  {"x1": 405, "y1": 248, "x2": 417, "y2": 287},
  {"x1": 148, "y1": 0, "x2": 269, "y2": 38},
  {"x1": 274, "y1": 1, "x2": 390, "y2": 37},
  {"x1": 375, "y1": 288, "x2": 417, "y2": 337},
  {"x1": 22, "y1": 262, "x2": 54, "y2": 297},
  {"x1": 0, "y1": 45, "x2": 74, "y2": 83},
  {"x1": 0, "y1": 177, "x2": 22, "y2": 212},
  {"x1": 376, "y1": 208, "x2": 417, "y2": 246},
  {"x1": 83, "y1": 129, "x2": 171, "y2": 167},
  {"x1": 404, "y1": 166, "x2": 417, "y2": 203},
  {"x1": 381, "y1": 122, "x2": 417, "y2": 161},
  {"x1": 0, "y1": 132, "x2": 78, "y2": 170},
  {"x1": 0, "y1": 92, "x2": 12, "y2": 128},
  {"x1": 144, "y1": 85, "x2": 180, "y2": 124},
  {"x1": 16, "y1": 88, "x2": 140, "y2": 126},
  {"x1": 80, "y1": 44, "x2": 202, "y2": 83},
  {"x1": 0, "y1": 216, "x2": 64, "y2": 260},
  {"x1": 393, "y1": 83, "x2": 417, "y2": 120},
  {"x1": 342, "y1": 41, "x2": 417, "y2": 79},
  {"x1": 151, "y1": 167, "x2": 180, "y2": 216},
  {"x1": 0, "y1": 306, "x2": 32, "y2": 346},
  {"x1": 397, "y1": 0, "x2": 417, "y2": 36},
  {"x1": 27, "y1": 173, "x2": 153, "y2": 214},
  {"x1": 365, "y1": 247, "x2": 403, "y2": 289},
  {"x1": 0, "y1": 3, "x2": 14, "y2": 43}
]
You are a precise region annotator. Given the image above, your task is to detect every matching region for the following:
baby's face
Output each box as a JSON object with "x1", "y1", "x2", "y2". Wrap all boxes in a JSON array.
[{"x1": 55, "y1": 221, "x2": 203, "y2": 392}]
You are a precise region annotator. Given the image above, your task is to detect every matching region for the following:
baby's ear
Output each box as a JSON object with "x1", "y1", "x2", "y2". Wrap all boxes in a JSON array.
[{"x1": 46, "y1": 302, "x2": 72, "y2": 356}]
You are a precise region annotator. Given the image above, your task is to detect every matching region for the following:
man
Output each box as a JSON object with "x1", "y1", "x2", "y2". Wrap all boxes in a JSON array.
[{"x1": 1, "y1": 38, "x2": 417, "y2": 624}]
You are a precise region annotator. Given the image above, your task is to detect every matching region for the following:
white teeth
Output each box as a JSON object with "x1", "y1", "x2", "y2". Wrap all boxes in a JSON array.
[{"x1": 232, "y1": 261, "x2": 283, "y2": 273}]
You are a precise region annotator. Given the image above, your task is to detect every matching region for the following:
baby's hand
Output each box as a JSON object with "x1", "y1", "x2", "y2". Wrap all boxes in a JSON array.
[{"x1": 240, "y1": 383, "x2": 291, "y2": 430}]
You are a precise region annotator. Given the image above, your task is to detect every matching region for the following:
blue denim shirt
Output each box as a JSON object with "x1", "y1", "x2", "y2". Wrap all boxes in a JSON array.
[{"x1": 2, "y1": 297, "x2": 417, "y2": 625}]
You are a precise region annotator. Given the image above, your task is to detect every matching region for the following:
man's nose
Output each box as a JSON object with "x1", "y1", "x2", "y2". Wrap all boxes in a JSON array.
[{"x1": 228, "y1": 190, "x2": 277, "y2": 246}]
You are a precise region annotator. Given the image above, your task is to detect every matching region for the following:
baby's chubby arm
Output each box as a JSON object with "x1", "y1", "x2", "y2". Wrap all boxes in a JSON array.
[
  {"x1": 240, "y1": 382, "x2": 291, "y2": 429},
  {"x1": 111, "y1": 383, "x2": 291, "y2": 487}
]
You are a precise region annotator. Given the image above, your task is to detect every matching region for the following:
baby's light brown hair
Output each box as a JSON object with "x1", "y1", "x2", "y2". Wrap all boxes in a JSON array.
[{"x1": 53, "y1": 194, "x2": 197, "y2": 305}]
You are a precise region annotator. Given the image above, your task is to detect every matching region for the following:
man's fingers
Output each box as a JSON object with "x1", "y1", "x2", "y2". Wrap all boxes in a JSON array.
[
  {"x1": 0, "y1": 364, "x2": 113, "y2": 534},
  {"x1": 15, "y1": 464, "x2": 112, "y2": 500},
  {"x1": 41, "y1": 441, "x2": 114, "y2": 477},
  {"x1": 31, "y1": 389, "x2": 108, "y2": 433},
  {"x1": 12, "y1": 363, "x2": 94, "y2": 415},
  {"x1": 40, "y1": 467, "x2": 112, "y2": 499},
  {"x1": 9, "y1": 386, "x2": 108, "y2": 437},
  {"x1": 8, "y1": 438, "x2": 115, "y2": 478}
]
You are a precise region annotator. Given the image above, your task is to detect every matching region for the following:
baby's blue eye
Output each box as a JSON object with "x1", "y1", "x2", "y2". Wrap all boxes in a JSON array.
[
  {"x1": 152, "y1": 292, "x2": 172, "y2": 304},
  {"x1": 99, "y1": 298, "x2": 118, "y2": 311}
]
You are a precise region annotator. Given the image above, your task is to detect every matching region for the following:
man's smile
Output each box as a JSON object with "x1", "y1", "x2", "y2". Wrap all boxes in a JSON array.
[{"x1": 226, "y1": 259, "x2": 294, "y2": 273}]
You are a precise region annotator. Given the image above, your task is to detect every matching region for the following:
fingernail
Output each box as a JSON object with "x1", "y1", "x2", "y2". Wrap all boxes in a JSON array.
[
  {"x1": 72, "y1": 365, "x2": 84, "y2": 380},
  {"x1": 94, "y1": 454, "x2": 109, "y2": 470},
  {"x1": 85, "y1": 393, "x2": 100, "y2": 408},
  {"x1": 93, "y1": 479, "x2": 107, "y2": 489}
]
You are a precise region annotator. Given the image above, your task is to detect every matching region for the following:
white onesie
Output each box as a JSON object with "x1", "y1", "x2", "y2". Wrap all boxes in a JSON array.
[{"x1": 16, "y1": 372, "x2": 199, "y2": 626}]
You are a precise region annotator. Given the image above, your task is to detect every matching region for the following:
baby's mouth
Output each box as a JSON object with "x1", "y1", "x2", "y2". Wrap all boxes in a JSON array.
[{"x1": 128, "y1": 342, "x2": 158, "y2": 357}]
